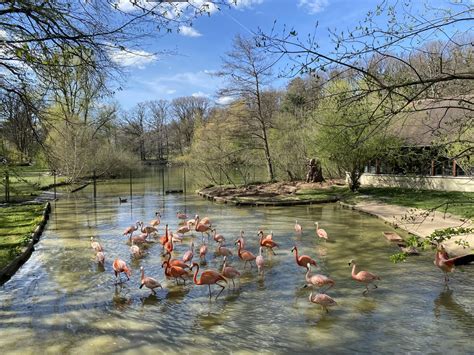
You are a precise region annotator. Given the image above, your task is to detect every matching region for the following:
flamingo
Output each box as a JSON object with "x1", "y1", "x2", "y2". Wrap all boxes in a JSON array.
[
  {"x1": 90, "y1": 237, "x2": 103, "y2": 252},
  {"x1": 199, "y1": 244, "x2": 208, "y2": 261},
  {"x1": 256, "y1": 247, "x2": 265, "y2": 276},
  {"x1": 294, "y1": 220, "x2": 302, "y2": 234},
  {"x1": 177, "y1": 211, "x2": 188, "y2": 220},
  {"x1": 217, "y1": 241, "x2": 233, "y2": 257},
  {"x1": 96, "y1": 251, "x2": 105, "y2": 265},
  {"x1": 164, "y1": 235, "x2": 174, "y2": 254},
  {"x1": 139, "y1": 266, "x2": 162, "y2": 294},
  {"x1": 158, "y1": 224, "x2": 170, "y2": 248},
  {"x1": 200, "y1": 216, "x2": 211, "y2": 226},
  {"x1": 234, "y1": 230, "x2": 246, "y2": 249},
  {"x1": 123, "y1": 221, "x2": 140, "y2": 237},
  {"x1": 162, "y1": 260, "x2": 189, "y2": 285},
  {"x1": 195, "y1": 216, "x2": 211, "y2": 241},
  {"x1": 309, "y1": 292, "x2": 337, "y2": 313},
  {"x1": 315, "y1": 222, "x2": 328, "y2": 240},
  {"x1": 433, "y1": 245, "x2": 469, "y2": 284},
  {"x1": 176, "y1": 222, "x2": 192, "y2": 235},
  {"x1": 191, "y1": 262, "x2": 227, "y2": 300},
  {"x1": 186, "y1": 214, "x2": 199, "y2": 227},
  {"x1": 129, "y1": 233, "x2": 147, "y2": 245},
  {"x1": 291, "y1": 246, "x2": 317, "y2": 269},
  {"x1": 212, "y1": 228, "x2": 225, "y2": 243},
  {"x1": 130, "y1": 240, "x2": 142, "y2": 258},
  {"x1": 113, "y1": 258, "x2": 131, "y2": 283},
  {"x1": 235, "y1": 239, "x2": 256, "y2": 269},
  {"x1": 140, "y1": 221, "x2": 158, "y2": 236},
  {"x1": 258, "y1": 230, "x2": 278, "y2": 255},
  {"x1": 221, "y1": 256, "x2": 240, "y2": 289},
  {"x1": 164, "y1": 252, "x2": 191, "y2": 269},
  {"x1": 171, "y1": 232, "x2": 184, "y2": 243},
  {"x1": 150, "y1": 212, "x2": 161, "y2": 227},
  {"x1": 304, "y1": 263, "x2": 334, "y2": 291},
  {"x1": 349, "y1": 259, "x2": 381, "y2": 295},
  {"x1": 182, "y1": 241, "x2": 194, "y2": 263}
]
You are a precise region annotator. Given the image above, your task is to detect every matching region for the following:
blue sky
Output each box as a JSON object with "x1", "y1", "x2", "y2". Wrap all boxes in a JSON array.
[{"x1": 110, "y1": 0, "x2": 449, "y2": 109}]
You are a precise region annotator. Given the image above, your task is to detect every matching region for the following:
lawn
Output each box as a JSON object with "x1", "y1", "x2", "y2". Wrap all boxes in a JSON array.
[
  {"x1": 1, "y1": 165, "x2": 68, "y2": 202},
  {"x1": 0, "y1": 204, "x2": 45, "y2": 270},
  {"x1": 344, "y1": 187, "x2": 474, "y2": 219}
]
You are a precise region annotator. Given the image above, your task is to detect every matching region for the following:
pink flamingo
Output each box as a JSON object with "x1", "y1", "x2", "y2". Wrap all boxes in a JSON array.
[
  {"x1": 291, "y1": 246, "x2": 317, "y2": 269},
  {"x1": 130, "y1": 240, "x2": 142, "y2": 258},
  {"x1": 217, "y1": 241, "x2": 233, "y2": 257},
  {"x1": 195, "y1": 216, "x2": 211, "y2": 241},
  {"x1": 176, "y1": 211, "x2": 188, "y2": 220},
  {"x1": 123, "y1": 221, "x2": 140, "y2": 237},
  {"x1": 182, "y1": 241, "x2": 194, "y2": 263},
  {"x1": 304, "y1": 263, "x2": 334, "y2": 291},
  {"x1": 315, "y1": 221, "x2": 328, "y2": 240},
  {"x1": 90, "y1": 237, "x2": 103, "y2": 252},
  {"x1": 221, "y1": 256, "x2": 240, "y2": 289},
  {"x1": 349, "y1": 259, "x2": 381, "y2": 295},
  {"x1": 258, "y1": 230, "x2": 278, "y2": 255},
  {"x1": 433, "y1": 245, "x2": 466, "y2": 284},
  {"x1": 162, "y1": 260, "x2": 189, "y2": 285},
  {"x1": 129, "y1": 233, "x2": 147, "y2": 245},
  {"x1": 139, "y1": 266, "x2": 162, "y2": 294},
  {"x1": 199, "y1": 244, "x2": 208, "y2": 261},
  {"x1": 186, "y1": 214, "x2": 198, "y2": 227},
  {"x1": 235, "y1": 239, "x2": 256, "y2": 269},
  {"x1": 191, "y1": 262, "x2": 227, "y2": 300},
  {"x1": 96, "y1": 251, "x2": 105, "y2": 265},
  {"x1": 176, "y1": 222, "x2": 192, "y2": 235},
  {"x1": 113, "y1": 258, "x2": 131, "y2": 283},
  {"x1": 212, "y1": 228, "x2": 225, "y2": 243},
  {"x1": 309, "y1": 292, "x2": 337, "y2": 313},
  {"x1": 256, "y1": 247, "x2": 265, "y2": 276},
  {"x1": 150, "y1": 212, "x2": 161, "y2": 227},
  {"x1": 294, "y1": 220, "x2": 302, "y2": 234},
  {"x1": 164, "y1": 252, "x2": 191, "y2": 269},
  {"x1": 234, "y1": 230, "x2": 246, "y2": 249},
  {"x1": 140, "y1": 221, "x2": 158, "y2": 236}
]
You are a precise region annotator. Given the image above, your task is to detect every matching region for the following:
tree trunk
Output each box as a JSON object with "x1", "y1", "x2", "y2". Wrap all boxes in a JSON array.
[{"x1": 261, "y1": 126, "x2": 275, "y2": 181}]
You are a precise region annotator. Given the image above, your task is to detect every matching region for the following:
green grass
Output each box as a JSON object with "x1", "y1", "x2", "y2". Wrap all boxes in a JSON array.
[
  {"x1": 343, "y1": 187, "x2": 474, "y2": 219},
  {"x1": 1, "y1": 165, "x2": 68, "y2": 202},
  {"x1": 0, "y1": 204, "x2": 45, "y2": 269}
]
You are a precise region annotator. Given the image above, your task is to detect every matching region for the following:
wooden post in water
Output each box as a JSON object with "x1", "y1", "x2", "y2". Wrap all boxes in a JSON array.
[
  {"x1": 129, "y1": 169, "x2": 133, "y2": 200},
  {"x1": 93, "y1": 169, "x2": 97, "y2": 198},
  {"x1": 161, "y1": 168, "x2": 165, "y2": 195},
  {"x1": 183, "y1": 166, "x2": 187, "y2": 195},
  {"x1": 53, "y1": 170, "x2": 56, "y2": 200}
]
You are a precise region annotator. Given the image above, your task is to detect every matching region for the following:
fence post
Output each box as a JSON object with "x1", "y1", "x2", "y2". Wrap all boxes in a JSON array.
[
  {"x1": 93, "y1": 169, "x2": 97, "y2": 198},
  {"x1": 183, "y1": 166, "x2": 187, "y2": 195},
  {"x1": 53, "y1": 170, "x2": 56, "y2": 200},
  {"x1": 129, "y1": 169, "x2": 132, "y2": 200},
  {"x1": 5, "y1": 171, "x2": 9, "y2": 203}
]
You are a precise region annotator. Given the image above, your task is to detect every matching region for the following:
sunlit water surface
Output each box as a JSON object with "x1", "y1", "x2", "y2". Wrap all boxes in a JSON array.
[{"x1": 1, "y1": 168, "x2": 473, "y2": 354}]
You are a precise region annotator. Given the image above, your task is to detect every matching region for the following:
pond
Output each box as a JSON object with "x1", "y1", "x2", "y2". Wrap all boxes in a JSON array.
[{"x1": 0, "y1": 168, "x2": 473, "y2": 353}]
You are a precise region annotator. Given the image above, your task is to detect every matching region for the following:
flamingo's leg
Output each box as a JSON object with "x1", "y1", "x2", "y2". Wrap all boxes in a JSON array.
[
  {"x1": 208, "y1": 284, "x2": 212, "y2": 299},
  {"x1": 215, "y1": 283, "x2": 225, "y2": 299}
]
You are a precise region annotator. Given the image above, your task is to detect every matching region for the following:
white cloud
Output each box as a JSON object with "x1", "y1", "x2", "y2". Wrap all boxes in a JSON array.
[
  {"x1": 232, "y1": 0, "x2": 264, "y2": 9},
  {"x1": 109, "y1": 48, "x2": 158, "y2": 69},
  {"x1": 216, "y1": 96, "x2": 234, "y2": 105},
  {"x1": 298, "y1": 0, "x2": 328, "y2": 14},
  {"x1": 179, "y1": 25, "x2": 202, "y2": 37},
  {"x1": 166, "y1": 89, "x2": 177, "y2": 95},
  {"x1": 192, "y1": 91, "x2": 210, "y2": 98}
]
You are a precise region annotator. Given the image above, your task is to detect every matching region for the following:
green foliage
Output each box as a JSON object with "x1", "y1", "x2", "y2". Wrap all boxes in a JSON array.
[
  {"x1": 424, "y1": 227, "x2": 473, "y2": 249},
  {"x1": 390, "y1": 252, "x2": 408, "y2": 263}
]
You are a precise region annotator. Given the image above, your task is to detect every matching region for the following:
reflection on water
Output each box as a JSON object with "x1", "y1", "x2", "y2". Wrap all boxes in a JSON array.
[{"x1": 0, "y1": 167, "x2": 473, "y2": 353}]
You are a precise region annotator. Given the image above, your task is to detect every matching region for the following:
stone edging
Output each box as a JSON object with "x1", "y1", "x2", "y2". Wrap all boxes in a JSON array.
[
  {"x1": 0, "y1": 202, "x2": 51, "y2": 285},
  {"x1": 198, "y1": 191, "x2": 340, "y2": 206}
]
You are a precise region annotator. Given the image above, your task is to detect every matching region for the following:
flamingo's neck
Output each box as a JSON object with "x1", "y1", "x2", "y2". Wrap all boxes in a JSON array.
[
  {"x1": 305, "y1": 266, "x2": 311, "y2": 281},
  {"x1": 316, "y1": 222, "x2": 319, "y2": 231},
  {"x1": 237, "y1": 242, "x2": 243, "y2": 257},
  {"x1": 141, "y1": 268, "x2": 144, "y2": 281},
  {"x1": 193, "y1": 265, "x2": 200, "y2": 285},
  {"x1": 294, "y1": 247, "x2": 299, "y2": 262},
  {"x1": 259, "y1": 234, "x2": 263, "y2": 246},
  {"x1": 221, "y1": 260, "x2": 226, "y2": 273},
  {"x1": 351, "y1": 263, "x2": 357, "y2": 278}
]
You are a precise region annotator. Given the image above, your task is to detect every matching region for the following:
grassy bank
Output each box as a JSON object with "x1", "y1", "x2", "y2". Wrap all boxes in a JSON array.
[
  {"x1": 0, "y1": 204, "x2": 45, "y2": 269},
  {"x1": 344, "y1": 187, "x2": 474, "y2": 219}
]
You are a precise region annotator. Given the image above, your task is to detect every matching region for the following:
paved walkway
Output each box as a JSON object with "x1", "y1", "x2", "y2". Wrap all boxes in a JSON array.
[{"x1": 340, "y1": 201, "x2": 473, "y2": 257}]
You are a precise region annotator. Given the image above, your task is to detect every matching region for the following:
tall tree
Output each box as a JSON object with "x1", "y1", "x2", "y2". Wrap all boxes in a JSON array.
[{"x1": 218, "y1": 34, "x2": 277, "y2": 181}]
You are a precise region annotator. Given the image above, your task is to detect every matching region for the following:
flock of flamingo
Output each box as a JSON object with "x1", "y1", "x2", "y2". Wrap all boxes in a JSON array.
[{"x1": 89, "y1": 211, "x2": 458, "y2": 313}]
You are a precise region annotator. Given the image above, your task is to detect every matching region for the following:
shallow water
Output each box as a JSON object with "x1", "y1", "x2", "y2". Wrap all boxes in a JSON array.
[{"x1": 1, "y1": 168, "x2": 473, "y2": 354}]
